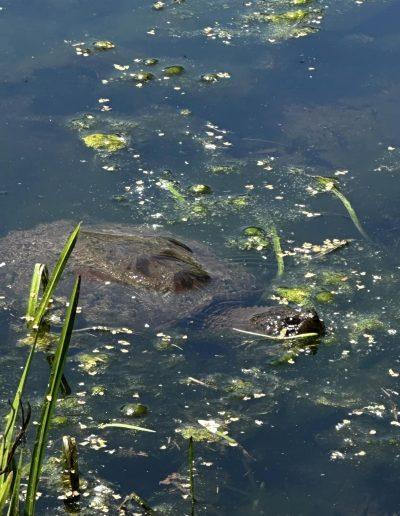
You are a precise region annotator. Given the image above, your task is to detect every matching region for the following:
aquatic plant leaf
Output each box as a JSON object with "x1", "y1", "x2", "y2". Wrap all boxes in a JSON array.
[
  {"x1": 314, "y1": 176, "x2": 368, "y2": 239},
  {"x1": 32, "y1": 223, "x2": 80, "y2": 329},
  {"x1": 331, "y1": 187, "x2": 369, "y2": 240},
  {"x1": 99, "y1": 423, "x2": 156, "y2": 433},
  {"x1": 26, "y1": 263, "x2": 48, "y2": 323},
  {"x1": 25, "y1": 276, "x2": 81, "y2": 515},
  {"x1": 232, "y1": 327, "x2": 319, "y2": 341},
  {"x1": 7, "y1": 449, "x2": 23, "y2": 516},
  {"x1": 0, "y1": 472, "x2": 13, "y2": 513},
  {"x1": 0, "y1": 332, "x2": 39, "y2": 481},
  {"x1": 269, "y1": 226, "x2": 284, "y2": 277},
  {"x1": 158, "y1": 178, "x2": 187, "y2": 204},
  {"x1": 188, "y1": 437, "x2": 195, "y2": 515}
]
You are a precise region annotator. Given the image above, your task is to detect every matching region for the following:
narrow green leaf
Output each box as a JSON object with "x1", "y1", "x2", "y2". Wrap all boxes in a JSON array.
[
  {"x1": 313, "y1": 176, "x2": 368, "y2": 240},
  {"x1": 188, "y1": 437, "x2": 195, "y2": 516},
  {"x1": 99, "y1": 423, "x2": 156, "y2": 433},
  {"x1": 0, "y1": 333, "x2": 39, "y2": 477},
  {"x1": 26, "y1": 264, "x2": 48, "y2": 323},
  {"x1": 7, "y1": 450, "x2": 24, "y2": 516},
  {"x1": 158, "y1": 178, "x2": 186, "y2": 204},
  {"x1": 232, "y1": 327, "x2": 319, "y2": 341},
  {"x1": 25, "y1": 276, "x2": 81, "y2": 516},
  {"x1": 331, "y1": 187, "x2": 369, "y2": 240},
  {"x1": 0, "y1": 472, "x2": 13, "y2": 513},
  {"x1": 32, "y1": 223, "x2": 81, "y2": 329},
  {"x1": 269, "y1": 225, "x2": 284, "y2": 277}
]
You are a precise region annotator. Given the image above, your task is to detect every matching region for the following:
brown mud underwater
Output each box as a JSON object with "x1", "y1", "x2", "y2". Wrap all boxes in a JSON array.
[{"x1": 1, "y1": 0, "x2": 400, "y2": 513}]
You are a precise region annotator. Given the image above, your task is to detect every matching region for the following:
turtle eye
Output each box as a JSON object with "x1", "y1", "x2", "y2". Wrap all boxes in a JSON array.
[{"x1": 284, "y1": 315, "x2": 301, "y2": 326}]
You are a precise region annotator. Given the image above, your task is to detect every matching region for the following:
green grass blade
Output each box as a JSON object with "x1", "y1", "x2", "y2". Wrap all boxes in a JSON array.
[
  {"x1": 7, "y1": 450, "x2": 24, "y2": 516},
  {"x1": 313, "y1": 176, "x2": 368, "y2": 240},
  {"x1": 99, "y1": 423, "x2": 156, "y2": 433},
  {"x1": 32, "y1": 223, "x2": 80, "y2": 330},
  {"x1": 269, "y1": 226, "x2": 284, "y2": 277},
  {"x1": 158, "y1": 178, "x2": 186, "y2": 204},
  {"x1": 25, "y1": 276, "x2": 81, "y2": 516},
  {"x1": 331, "y1": 187, "x2": 369, "y2": 240},
  {"x1": 0, "y1": 333, "x2": 39, "y2": 478},
  {"x1": 0, "y1": 472, "x2": 13, "y2": 513},
  {"x1": 188, "y1": 437, "x2": 195, "y2": 516},
  {"x1": 232, "y1": 327, "x2": 319, "y2": 340},
  {"x1": 26, "y1": 264, "x2": 48, "y2": 324}
]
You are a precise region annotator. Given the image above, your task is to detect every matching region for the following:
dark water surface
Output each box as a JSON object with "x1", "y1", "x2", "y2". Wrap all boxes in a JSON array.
[{"x1": 1, "y1": 0, "x2": 400, "y2": 514}]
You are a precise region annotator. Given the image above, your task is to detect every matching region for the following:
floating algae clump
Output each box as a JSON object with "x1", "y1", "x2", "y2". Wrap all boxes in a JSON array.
[
  {"x1": 315, "y1": 290, "x2": 334, "y2": 304},
  {"x1": 93, "y1": 40, "x2": 115, "y2": 50},
  {"x1": 228, "y1": 196, "x2": 249, "y2": 209},
  {"x1": 225, "y1": 378, "x2": 257, "y2": 398},
  {"x1": 209, "y1": 165, "x2": 238, "y2": 175},
  {"x1": 77, "y1": 353, "x2": 110, "y2": 374},
  {"x1": 251, "y1": 9, "x2": 310, "y2": 23},
  {"x1": 163, "y1": 65, "x2": 185, "y2": 76},
  {"x1": 121, "y1": 403, "x2": 148, "y2": 418},
  {"x1": 349, "y1": 316, "x2": 385, "y2": 341},
  {"x1": 276, "y1": 286, "x2": 312, "y2": 305},
  {"x1": 144, "y1": 57, "x2": 158, "y2": 66},
  {"x1": 188, "y1": 184, "x2": 212, "y2": 195},
  {"x1": 179, "y1": 426, "x2": 221, "y2": 443},
  {"x1": 237, "y1": 226, "x2": 269, "y2": 250},
  {"x1": 82, "y1": 133, "x2": 127, "y2": 152}
]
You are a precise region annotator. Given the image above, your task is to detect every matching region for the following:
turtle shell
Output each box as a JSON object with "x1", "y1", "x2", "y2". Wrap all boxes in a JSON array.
[{"x1": 0, "y1": 221, "x2": 257, "y2": 329}]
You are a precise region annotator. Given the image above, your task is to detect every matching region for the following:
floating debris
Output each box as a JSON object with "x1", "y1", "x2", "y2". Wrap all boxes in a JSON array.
[
  {"x1": 93, "y1": 40, "x2": 115, "y2": 51},
  {"x1": 201, "y1": 72, "x2": 231, "y2": 83}
]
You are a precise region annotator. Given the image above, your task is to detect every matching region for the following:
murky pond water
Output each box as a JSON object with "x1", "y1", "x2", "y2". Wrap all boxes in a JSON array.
[{"x1": 1, "y1": 0, "x2": 400, "y2": 513}]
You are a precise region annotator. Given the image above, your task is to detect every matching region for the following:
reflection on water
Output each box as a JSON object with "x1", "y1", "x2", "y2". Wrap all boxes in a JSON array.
[{"x1": 1, "y1": 0, "x2": 400, "y2": 513}]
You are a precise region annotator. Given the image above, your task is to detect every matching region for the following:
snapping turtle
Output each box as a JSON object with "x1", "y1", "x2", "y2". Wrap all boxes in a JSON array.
[
  {"x1": 0, "y1": 221, "x2": 257, "y2": 329},
  {"x1": 209, "y1": 305, "x2": 325, "y2": 338},
  {"x1": 0, "y1": 221, "x2": 325, "y2": 336}
]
